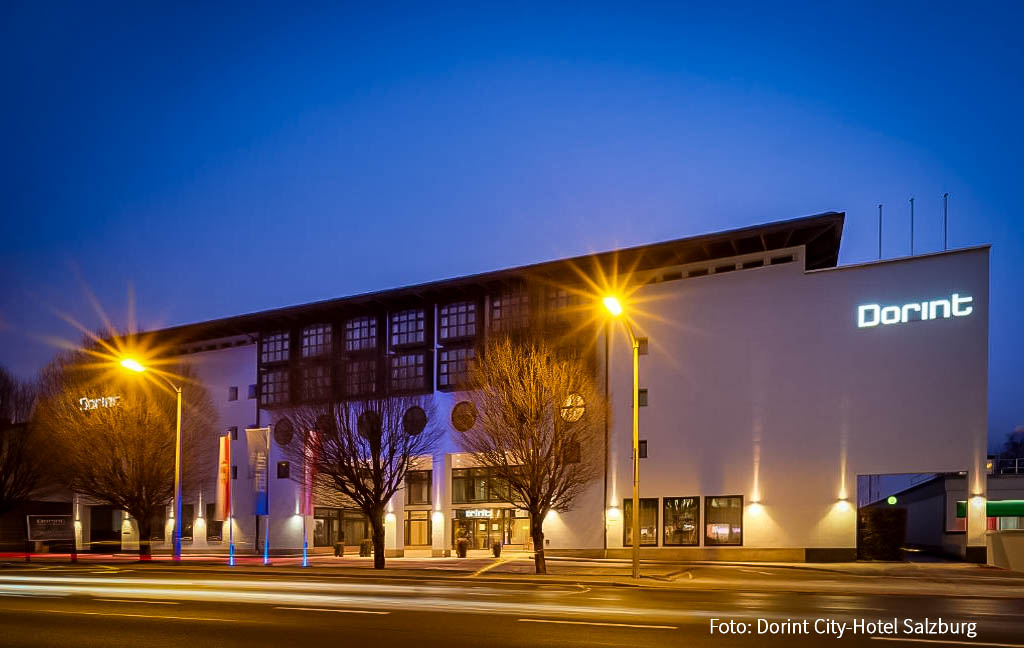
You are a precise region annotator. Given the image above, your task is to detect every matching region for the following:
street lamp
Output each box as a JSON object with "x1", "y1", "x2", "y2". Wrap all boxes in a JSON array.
[
  {"x1": 601, "y1": 295, "x2": 641, "y2": 579},
  {"x1": 120, "y1": 357, "x2": 184, "y2": 562}
]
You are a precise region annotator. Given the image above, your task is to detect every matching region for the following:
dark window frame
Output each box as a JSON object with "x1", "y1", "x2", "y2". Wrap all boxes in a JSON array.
[
  {"x1": 344, "y1": 316, "x2": 378, "y2": 352},
  {"x1": 438, "y1": 346, "x2": 474, "y2": 391},
  {"x1": 622, "y1": 498, "x2": 659, "y2": 547},
  {"x1": 343, "y1": 357, "x2": 378, "y2": 398},
  {"x1": 405, "y1": 470, "x2": 432, "y2": 506},
  {"x1": 259, "y1": 368, "x2": 290, "y2": 407},
  {"x1": 260, "y1": 331, "x2": 290, "y2": 364},
  {"x1": 228, "y1": 386, "x2": 238, "y2": 401},
  {"x1": 277, "y1": 461, "x2": 290, "y2": 479},
  {"x1": 205, "y1": 502, "x2": 223, "y2": 542},
  {"x1": 403, "y1": 510, "x2": 432, "y2": 546},
  {"x1": 390, "y1": 352, "x2": 427, "y2": 393},
  {"x1": 301, "y1": 323, "x2": 333, "y2": 358},
  {"x1": 439, "y1": 300, "x2": 477, "y2": 341},
  {"x1": 704, "y1": 495, "x2": 744, "y2": 546},
  {"x1": 662, "y1": 496, "x2": 700, "y2": 547},
  {"x1": 390, "y1": 308, "x2": 426, "y2": 347},
  {"x1": 299, "y1": 363, "x2": 331, "y2": 402}
]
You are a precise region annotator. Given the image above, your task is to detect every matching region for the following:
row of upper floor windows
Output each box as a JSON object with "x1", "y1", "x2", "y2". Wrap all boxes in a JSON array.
[{"x1": 260, "y1": 290, "x2": 584, "y2": 365}]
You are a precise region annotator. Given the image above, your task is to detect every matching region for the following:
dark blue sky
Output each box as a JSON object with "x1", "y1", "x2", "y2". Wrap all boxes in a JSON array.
[{"x1": 1, "y1": 2, "x2": 1021, "y2": 448}]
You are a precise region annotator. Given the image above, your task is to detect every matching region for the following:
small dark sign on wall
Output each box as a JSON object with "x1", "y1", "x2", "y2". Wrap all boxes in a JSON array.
[{"x1": 26, "y1": 515, "x2": 74, "y2": 541}]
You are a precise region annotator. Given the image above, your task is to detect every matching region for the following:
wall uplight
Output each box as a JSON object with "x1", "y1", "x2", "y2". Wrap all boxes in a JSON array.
[{"x1": 607, "y1": 506, "x2": 621, "y2": 521}]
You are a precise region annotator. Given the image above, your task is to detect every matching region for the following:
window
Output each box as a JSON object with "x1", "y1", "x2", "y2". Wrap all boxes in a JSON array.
[
  {"x1": 743, "y1": 259, "x2": 764, "y2": 269},
  {"x1": 638, "y1": 389, "x2": 648, "y2": 407},
  {"x1": 206, "y1": 503, "x2": 223, "y2": 542},
  {"x1": 637, "y1": 337, "x2": 649, "y2": 355},
  {"x1": 228, "y1": 386, "x2": 238, "y2": 401},
  {"x1": 663, "y1": 497, "x2": 699, "y2": 546},
  {"x1": 277, "y1": 461, "x2": 290, "y2": 479},
  {"x1": 404, "y1": 510, "x2": 431, "y2": 546},
  {"x1": 638, "y1": 440, "x2": 648, "y2": 459},
  {"x1": 491, "y1": 290, "x2": 529, "y2": 332},
  {"x1": 344, "y1": 358, "x2": 377, "y2": 396},
  {"x1": 301, "y1": 324, "x2": 332, "y2": 357},
  {"x1": 390, "y1": 309, "x2": 426, "y2": 346},
  {"x1": 439, "y1": 301, "x2": 476, "y2": 340},
  {"x1": 705, "y1": 496, "x2": 743, "y2": 546},
  {"x1": 687, "y1": 268, "x2": 708, "y2": 278},
  {"x1": 770, "y1": 254, "x2": 794, "y2": 265},
  {"x1": 227, "y1": 426, "x2": 238, "y2": 441},
  {"x1": 261, "y1": 331, "x2": 290, "y2": 363},
  {"x1": 231, "y1": 465, "x2": 237, "y2": 480},
  {"x1": 247, "y1": 384, "x2": 257, "y2": 399},
  {"x1": 390, "y1": 353, "x2": 426, "y2": 392},
  {"x1": 260, "y1": 369, "x2": 289, "y2": 406},
  {"x1": 345, "y1": 316, "x2": 377, "y2": 352},
  {"x1": 406, "y1": 470, "x2": 432, "y2": 505},
  {"x1": 300, "y1": 364, "x2": 331, "y2": 401},
  {"x1": 438, "y1": 347, "x2": 474, "y2": 389},
  {"x1": 451, "y1": 467, "x2": 511, "y2": 504},
  {"x1": 546, "y1": 287, "x2": 577, "y2": 312},
  {"x1": 149, "y1": 510, "x2": 165, "y2": 541},
  {"x1": 181, "y1": 504, "x2": 195, "y2": 541},
  {"x1": 623, "y1": 498, "x2": 658, "y2": 546}
]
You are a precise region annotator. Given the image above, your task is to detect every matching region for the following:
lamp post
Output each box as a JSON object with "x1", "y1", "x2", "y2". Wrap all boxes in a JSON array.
[
  {"x1": 602, "y1": 296, "x2": 641, "y2": 579},
  {"x1": 120, "y1": 358, "x2": 183, "y2": 562}
]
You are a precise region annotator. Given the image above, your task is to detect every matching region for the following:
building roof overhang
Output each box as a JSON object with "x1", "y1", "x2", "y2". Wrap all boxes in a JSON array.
[{"x1": 143, "y1": 211, "x2": 844, "y2": 345}]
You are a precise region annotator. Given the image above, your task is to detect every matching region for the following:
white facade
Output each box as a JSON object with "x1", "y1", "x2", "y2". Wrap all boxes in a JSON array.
[{"x1": 89, "y1": 215, "x2": 990, "y2": 561}]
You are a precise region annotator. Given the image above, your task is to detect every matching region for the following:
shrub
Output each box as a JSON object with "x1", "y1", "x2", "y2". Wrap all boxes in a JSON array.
[
  {"x1": 455, "y1": 537, "x2": 469, "y2": 558},
  {"x1": 333, "y1": 541, "x2": 344, "y2": 557},
  {"x1": 359, "y1": 539, "x2": 373, "y2": 557},
  {"x1": 492, "y1": 541, "x2": 502, "y2": 558},
  {"x1": 857, "y1": 507, "x2": 907, "y2": 561}
]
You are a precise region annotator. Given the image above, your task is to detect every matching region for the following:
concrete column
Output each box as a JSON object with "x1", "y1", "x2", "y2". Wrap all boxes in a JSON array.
[
  {"x1": 385, "y1": 494, "x2": 403, "y2": 557},
  {"x1": 120, "y1": 514, "x2": 139, "y2": 552}
]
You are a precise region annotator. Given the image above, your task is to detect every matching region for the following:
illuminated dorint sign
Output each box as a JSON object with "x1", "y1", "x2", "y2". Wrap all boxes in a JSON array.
[
  {"x1": 78, "y1": 395, "x2": 121, "y2": 411},
  {"x1": 464, "y1": 509, "x2": 492, "y2": 518},
  {"x1": 857, "y1": 293, "x2": 973, "y2": 328}
]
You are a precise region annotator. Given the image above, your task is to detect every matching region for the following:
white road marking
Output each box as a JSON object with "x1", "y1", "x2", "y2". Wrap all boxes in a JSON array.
[
  {"x1": 871, "y1": 638, "x2": 1024, "y2": 648},
  {"x1": 275, "y1": 606, "x2": 389, "y2": 615},
  {"x1": 518, "y1": 618, "x2": 676, "y2": 630},
  {"x1": 95, "y1": 598, "x2": 179, "y2": 605},
  {"x1": 29, "y1": 608, "x2": 239, "y2": 622}
]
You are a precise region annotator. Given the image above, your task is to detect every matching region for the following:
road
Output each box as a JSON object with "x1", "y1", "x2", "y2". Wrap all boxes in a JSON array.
[{"x1": 0, "y1": 564, "x2": 1020, "y2": 647}]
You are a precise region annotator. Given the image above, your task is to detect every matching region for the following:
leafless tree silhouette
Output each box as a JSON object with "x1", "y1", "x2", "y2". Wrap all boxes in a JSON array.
[
  {"x1": 455, "y1": 334, "x2": 605, "y2": 574},
  {"x1": 33, "y1": 349, "x2": 217, "y2": 558},
  {"x1": 0, "y1": 366, "x2": 43, "y2": 516},
  {"x1": 278, "y1": 394, "x2": 440, "y2": 568}
]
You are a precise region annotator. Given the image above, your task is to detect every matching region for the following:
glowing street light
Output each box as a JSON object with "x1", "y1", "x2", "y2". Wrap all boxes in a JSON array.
[
  {"x1": 120, "y1": 357, "x2": 184, "y2": 562},
  {"x1": 602, "y1": 295, "x2": 642, "y2": 580}
]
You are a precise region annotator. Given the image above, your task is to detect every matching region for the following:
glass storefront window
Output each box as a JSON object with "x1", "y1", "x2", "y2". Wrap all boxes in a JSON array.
[
  {"x1": 452, "y1": 509, "x2": 530, "y2": 549},
  {"x1": 623, "y1": 498, "x2": 658, "y2": 546},
  {"x1": 705, "y1": 496, "x2": 743, "y2": 546},
  {"x1": 451, "y1": 467, "x2": 516, "y2": 504},
  {"x1": 404, "y1": 510, "x2": 431, "y2": 545},
  {"x1": 406, "y1": 470, "x2": 432, "y2": 505},
  {"x1": 663, "y1": 497, "x2": 699, "y2": 546}
]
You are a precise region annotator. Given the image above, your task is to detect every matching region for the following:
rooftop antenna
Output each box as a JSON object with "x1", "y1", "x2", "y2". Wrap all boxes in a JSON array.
[
  {"x1": 943, "y1": 192, "x2": 949, "y2": 250},
  {"x1": 877, "y1": 204, "x2": 883, "y2": 259},
  {"x1": 909, "y1": 197, "x2": 915, "y2": 255}
]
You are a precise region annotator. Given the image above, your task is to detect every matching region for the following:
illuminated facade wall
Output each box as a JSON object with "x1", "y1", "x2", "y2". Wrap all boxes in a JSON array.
[{"x1": 602, "y1": 245, "x2": 989, "y2": 559}]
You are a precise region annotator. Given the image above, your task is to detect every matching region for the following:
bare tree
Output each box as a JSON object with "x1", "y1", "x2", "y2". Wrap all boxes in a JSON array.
[
  {"x1": 0, "y1": 366, "x2": 43, "y2": 516},
  {"x1": 456, "y1": 335, "x2": 606, "y2": 574},
  {"x1": 33, "y1": 349, "x2": 217, "y2": 558},
  {"x1": 279, "y1": 394, "x2": 440, "y2": 569}
]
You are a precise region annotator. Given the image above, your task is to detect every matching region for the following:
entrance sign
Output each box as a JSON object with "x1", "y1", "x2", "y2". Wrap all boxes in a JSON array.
[
  {"x1": 857, "y1": 293, "x2": 973, "y2": 328},
  {"x1": 78, "y1": 395, "x2": 120, "y2": 411},
  {"x1": 465, "y1": 509, "x2": 492, "y2": 518},
  {"x1": 26, "y1": 515, "x2": 74, "y2": 541}
]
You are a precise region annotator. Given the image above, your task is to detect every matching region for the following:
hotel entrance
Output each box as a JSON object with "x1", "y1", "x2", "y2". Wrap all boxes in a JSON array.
[
  {"x1": 313, "y1": 507, "x2": 372, "y2": 548},
  {"x1": 452, "y1": 508, "x2": 530, "y2": 549}
]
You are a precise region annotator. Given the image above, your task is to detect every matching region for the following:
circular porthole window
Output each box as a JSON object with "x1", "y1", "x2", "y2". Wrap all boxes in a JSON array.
[
  {"x1": 560, "y1": 393, "x2": 585, "y2": 422},
  {"x1": 357, "y1": 410, "x2": 382, "y2": 440},
  {"x1": 273, "y1": 418, "x2": 294, "y2": 446},
  {"x1": 403, "y1": 406, "x2": 427, "y2": 436},
  {"x1": 451, "y1": 401, "x2": 477, "y2": 432}
]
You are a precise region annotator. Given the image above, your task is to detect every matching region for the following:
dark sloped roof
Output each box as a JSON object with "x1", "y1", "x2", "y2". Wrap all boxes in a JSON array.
[{"x1": 146, "y1": 211, "x2": 844, "y2": 344}]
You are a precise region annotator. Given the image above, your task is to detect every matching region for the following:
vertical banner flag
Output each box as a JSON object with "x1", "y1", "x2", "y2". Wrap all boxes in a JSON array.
[
  {"x1": 302, "y1": 429, "x2": 317, "y2": 516},
  {"x1": 215, "y1": 435, "x2": 231, "y2": 521},
  {"x1": 246, "y1": 427, "x2": 270, "y2": 516}
]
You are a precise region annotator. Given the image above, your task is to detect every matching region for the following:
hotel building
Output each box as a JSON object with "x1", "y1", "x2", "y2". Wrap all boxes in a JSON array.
[{"x1": 77, "y1": 212, "x2": 991, "y2": 562}]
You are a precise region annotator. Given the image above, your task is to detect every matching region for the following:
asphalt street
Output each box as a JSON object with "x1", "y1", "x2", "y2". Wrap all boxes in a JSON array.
[{"x1": 0, "y1": 564, "x2": 1020, "y2": 647}]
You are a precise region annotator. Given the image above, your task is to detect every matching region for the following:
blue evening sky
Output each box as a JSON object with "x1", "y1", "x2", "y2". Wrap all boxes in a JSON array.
[{"x1": 1, "y1": 2, "x2": 1021, "y2": 449}]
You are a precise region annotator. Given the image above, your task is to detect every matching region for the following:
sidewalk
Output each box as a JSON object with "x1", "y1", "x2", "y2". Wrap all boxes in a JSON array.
[{"x1": 5, "y1": 551, "x2": 1024, "y2": 598}]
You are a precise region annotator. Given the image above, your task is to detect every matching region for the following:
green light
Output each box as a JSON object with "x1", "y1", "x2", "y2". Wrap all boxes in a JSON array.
[{"x1": 887, "y1": 495, "x2": 898, "y2": 505}]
